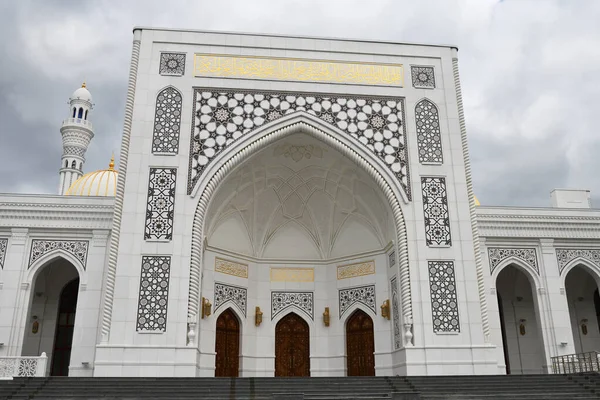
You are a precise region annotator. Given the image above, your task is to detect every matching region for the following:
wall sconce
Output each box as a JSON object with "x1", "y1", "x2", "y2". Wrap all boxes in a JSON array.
[
  {"x1": 519, "y1": 319, "x2": 526, "y2": 336},
  {"x1": 31, "y1": 316, "x2": 39, "y2": 334},
  {"x1": 323, "y1": 307, "x2": 330, "y2": 327},
  {"x1": 255, "y1": 306, "x2": 263, "y2": 327},
  {"x1": 581, "y1": 319, "x2": 589, "y2": 335},
  {"x1": 380, "y1": 300, "x2": 390, "y2": 320},
  {"x1": 201, "y1": 297, "x2": 212, "y2": 319}
]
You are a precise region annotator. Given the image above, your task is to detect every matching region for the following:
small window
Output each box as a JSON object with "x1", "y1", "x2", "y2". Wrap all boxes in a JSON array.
[
  {"x1": 65, "y1": 160, "x2": 68, "y2": 168},
  {"x1": 72, "y1": 107, "x2": 76, "y2": 118},
  {"x1": 71, "y1": 160, "x2": 76, "y2": 168},
  {"x1": 77, "y1": 108, "x2": 83, "y2": 119},
  {"x1": 84, "y1": 110, "x2": 88, "y2": 120}
]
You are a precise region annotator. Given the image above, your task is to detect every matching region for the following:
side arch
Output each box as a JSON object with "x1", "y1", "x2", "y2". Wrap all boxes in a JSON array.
[
  {"x1": 26, "y1": 251, "x2": 86, "y2": 287},
  {"x1": 561, "y1": 258, "x2": 600, "y2": 288},
  {"x1": 491, "y1": 257, "x2": 541, "y2": 291},
  {"x1": 187, "y1": 112, "x2": 413, "y2": 346}
]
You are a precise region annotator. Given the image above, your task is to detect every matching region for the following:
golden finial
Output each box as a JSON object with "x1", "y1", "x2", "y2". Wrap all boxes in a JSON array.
[
  {"x1": 82, "y1": 81, "x2": 87, "y2": 88},
  {"x1": 108, "y1": 154, "x2": 115, "y2": 170}
]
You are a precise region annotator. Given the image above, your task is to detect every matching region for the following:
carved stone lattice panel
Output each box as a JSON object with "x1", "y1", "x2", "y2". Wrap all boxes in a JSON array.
[
  {"x1": 411, "y1": 66, "x2": 435, "y2": 89},
  {"x1": 159, "y1": 52, "x2": 186, "y2": 76},
  {"x1": 339, "y1": 285, "x2": 376, "y2": 317},
  {"x1": 145, "y1": 168, "x2": 177, "y2": 241},
  {"x1": 556, "y1": 248, "x2": 600, "y2": 274},
  {"x1": 63, "y1": 146, "x2": 86, "y2": 157},
  {"x1": 415, "y1": 99, "x2": 443, "y2": 164},
  {"x1": 488, "y1": 247, "x2": 538, "y2": 274},
  {"x1": 152, "y1": 87, "x2": 182, "y2": 154},
  {"x1": 188, "y1": 89, "x2": 410, "y2": 199},
  {"x1": 391, "y1": 277, "x2": 401, "y2": 349},
  {"x1": 389, "y1": 251, "x2": 396, "y2": 268},
  {"x1": 421, "y1": 177, "x2": 452, "y2": 246},
  {"x1": 0, "y1": 238, "x2": 7, "y2": 269},
  {"x1": 215, "y1": 258, "x2": 248, "y2": 278},
  {"x1": 214, "y1": 282, "x2": 247, "y2": 317},
  {"x1": 28, "y1": 240, "x2": 89, "y2": 269},
  {"x1": 337, "y1": 261, "x2": 375, "y2": 280},
  {"x1": 428, "y1": 261, "x2": 460, "y2": 333},
  {"x1": 136, "y1": 256, "x2": 171, "y2": 332},
  {"x1": 271, "y1": 291, "x2": 314, "y2": 321}
]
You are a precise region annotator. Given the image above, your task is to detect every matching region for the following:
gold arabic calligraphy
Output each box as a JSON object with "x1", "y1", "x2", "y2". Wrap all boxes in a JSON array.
[{"x1": 194, "y1": 54, "x2": 403, "y2": 86}]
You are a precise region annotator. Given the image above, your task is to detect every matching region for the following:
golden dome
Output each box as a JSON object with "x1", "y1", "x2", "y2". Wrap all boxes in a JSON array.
[
  {"x1": 66, "y1": 156, "x2": 118, "y2": 197},
  {"x1": 474, "y1": 195, "x2": 481, "y2": 206}
]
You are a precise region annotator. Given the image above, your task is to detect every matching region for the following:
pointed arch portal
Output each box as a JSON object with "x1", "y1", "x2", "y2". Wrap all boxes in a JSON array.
[
  {"x1": 346, "y1": 309, "x2": 375, "y2": 376},
  {"x1": 214, "y1": 308, "x2": 240, "y2": 377},
  {"x1": 275, "y1": 312, "x2": 310, "y2": 377}
]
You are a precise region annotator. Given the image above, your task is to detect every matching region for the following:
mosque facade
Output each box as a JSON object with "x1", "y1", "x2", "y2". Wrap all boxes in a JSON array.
[{"x1": 0, "y1": 28, "x2": 599, "y2": 378}]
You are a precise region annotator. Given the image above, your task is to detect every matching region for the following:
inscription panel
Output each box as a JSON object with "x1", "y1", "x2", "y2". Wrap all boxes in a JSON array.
[
  {"x1": 271, "y1": 268, "x2": 314, "y2": 282},
  {"x1": 337, "y1": 261, "x2": 375, "y2": 280},
  {"x1": 215, "y1": 258, "x2": 248, "y2": 278},
  {"x1": 194, "y1": 54, "x2": 404, "y2": 86}
]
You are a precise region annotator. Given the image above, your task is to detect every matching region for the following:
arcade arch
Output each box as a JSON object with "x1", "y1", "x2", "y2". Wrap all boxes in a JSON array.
[{"x1": 564, "y1": 264, "x2": 600, "y2": 354}]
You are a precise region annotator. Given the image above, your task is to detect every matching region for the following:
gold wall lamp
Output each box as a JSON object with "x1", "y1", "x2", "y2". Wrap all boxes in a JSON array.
[
  {"x1": 323, "y1": 307, "x2": 330, "y2": 327},
  {"x1": 581, "y1": 319, "x2": 589, "y2": 335},
  {"x1": 381, "y1": 299, "x2": 390, "y2": 320},
  {"x1": 201, "y1": 297, "x2": 212, "y2": 319},
  {"x1": 255, "y1": 306, "x2": 263, "y2": 326}
]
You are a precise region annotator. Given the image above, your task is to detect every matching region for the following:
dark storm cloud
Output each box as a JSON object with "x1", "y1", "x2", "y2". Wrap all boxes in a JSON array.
[{"x1": 0, "y1": 0, "x2": 599, "y2": 207}]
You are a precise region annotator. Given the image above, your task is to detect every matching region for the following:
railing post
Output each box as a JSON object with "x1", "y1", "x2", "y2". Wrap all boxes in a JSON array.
[{"x1": 36, "y1": 352, "x2": 48, "y2": 377}]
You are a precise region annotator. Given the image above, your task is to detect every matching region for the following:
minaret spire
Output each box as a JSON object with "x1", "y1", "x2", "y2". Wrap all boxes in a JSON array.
[{"x1": 58, "y1": 82, "x2": 95, "y2": 194}]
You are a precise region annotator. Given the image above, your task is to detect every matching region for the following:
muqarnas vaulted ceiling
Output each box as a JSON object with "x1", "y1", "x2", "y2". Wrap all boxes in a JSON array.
[
  {"x1": 188, "y1": 89, "x2": 410, "y2": 199},
  {"x1": 205, "y1": 134, "x2": 394, "y2": 260}
]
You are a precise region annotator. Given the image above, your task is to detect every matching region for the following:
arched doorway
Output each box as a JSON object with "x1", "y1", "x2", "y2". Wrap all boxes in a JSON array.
[
  {"x1": 565, "y1": 265, "x2": 600, "y2": 353},
  {"x1": 275, "y1": 313, "x2": 310, "y2": 377},
  {"x1": 495, "y1": 265, "x2": 545, "y2": 374},
  {"x1": 214, "y1": 308, "x2": 240, "y2": 377},
  {"x1": 346, "y1": 309, "x2": 375, "y2": 376},
  {"x1": 22, "y1": 257, "x2": 80, "y2": 376},
  {"x1": 51, "y1": 278, "x2": 79, "y2": 376}
]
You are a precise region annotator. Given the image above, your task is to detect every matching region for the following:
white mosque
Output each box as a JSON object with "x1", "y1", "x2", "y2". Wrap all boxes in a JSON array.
[{"x1": 0, "y1": 28, "x2": 599, "y2": 378}]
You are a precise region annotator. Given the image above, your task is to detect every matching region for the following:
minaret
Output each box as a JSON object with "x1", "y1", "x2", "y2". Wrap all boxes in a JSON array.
[{"x1": 58, "y1": 82, "x2": 95, "y2": 195}]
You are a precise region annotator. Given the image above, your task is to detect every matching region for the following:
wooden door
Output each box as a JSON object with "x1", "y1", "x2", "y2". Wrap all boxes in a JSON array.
[
  {"x1": 346, "y1": 309, "x2": 375, "y2": 376},
  {"x1": 215, "y1": 308, "x2": 240, "y2": 377},
  {"x1": 275, "y1": 313, "x2": 310, "y2": 376},
  {"x1": 50, "y1": 278, "x2": 79, "y2": 376}
]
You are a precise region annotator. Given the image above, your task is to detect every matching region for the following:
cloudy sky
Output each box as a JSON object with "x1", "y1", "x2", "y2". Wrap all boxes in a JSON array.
[{"x1": 1, "y1": 0, "x2": 599, "y2": 207}]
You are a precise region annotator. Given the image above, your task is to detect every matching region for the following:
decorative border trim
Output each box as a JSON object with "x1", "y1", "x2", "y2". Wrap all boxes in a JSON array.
[
  {"x1": 339, "y1": 285, "x2": 376, "y2": 317},
  {"x1": 391, "y1": 277, "x2": 401, "y2": 349},
  {"x1": 556, "y1": 248, "x2": 600, "y2": 275},
  {"x1": 488, "y1": 247, "x2": 538, "y2": 274},
  {"x1": 187, "y1": 114, "x2": 413, "y2": 347},
  {"x1": 0, "y1": 238, "x2": 7, "y2": 269},
  {"x1": 214, "y1": 282, "x2": 247, "y2": 317},
  {"x1": 29, "y1": 239, "x2": 89, "y2": 269},
  {"x1": 271, "y1": 291, "x2": 314, "y2": 321}
]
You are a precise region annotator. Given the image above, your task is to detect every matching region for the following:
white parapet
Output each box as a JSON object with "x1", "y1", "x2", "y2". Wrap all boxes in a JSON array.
[{"x1": 0, "y1": 352, "x2": 47, "y2": 379}]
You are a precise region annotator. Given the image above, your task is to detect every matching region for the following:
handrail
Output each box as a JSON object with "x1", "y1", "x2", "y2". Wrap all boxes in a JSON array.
[
  {"x1": 62, "y1": 118, "x2": 93, "y2": 128},
  {"x1": 0, "y1": 352, "x2": 48, "y2": 378},
  {"x1": 551, "y1": 351, "x2": 600, "y2": 374}
]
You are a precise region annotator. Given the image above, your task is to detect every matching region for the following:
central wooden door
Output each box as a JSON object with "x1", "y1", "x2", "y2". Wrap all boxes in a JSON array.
[
  {"x1": 215, "y1": 308, "x2": 240, "y2": 377},
  {"x1": 275, "y1": 313, "x2": 310, "y2": 376},
  {"x1": 346, "y1": 309, "x2": 375, "y2": 376}
]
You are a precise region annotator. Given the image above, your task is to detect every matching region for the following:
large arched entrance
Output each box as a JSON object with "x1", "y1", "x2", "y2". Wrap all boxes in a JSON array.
[
  {"x1": 346, "y1": 309, "x2": 375, "y2": 376},
  {"x1": 275, "y1": 313, "x2": 310, "y2": 377},
  {"x1": 495, "y1": 265, "x2": 545, "y2": 374},
  {"x1": 214, "y1": 308, "x2": 240, "y2": 377},
  {"x1": 565, "y1": 265, "x2": 600, "y2": 353},
  {"x1": 22, "y1": 257, "x2": 80, "y2": 376}
]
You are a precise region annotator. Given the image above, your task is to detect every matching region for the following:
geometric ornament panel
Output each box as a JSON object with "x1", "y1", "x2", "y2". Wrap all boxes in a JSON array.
[
  {"x1": 421, "y1": 177, "x2": 452, "y2": 246},
  {"x1": 271, "y1": 291, "x2": 314, "y2": 321},
  {"x1": 0, "y1": 238, "x2": 7, "y2": 269},
  {"x1": 144, "y1": 168, "x2": 177, "y2": 241},
  {"x1": 136, "y1": 256, "x2": 171, "y2": 332},
  {"x1": 188, "y1": 89, "x2": 411, "y2": 199},
  {"x1": 152, "y1": 87, "x2": 183, "y2": 154},
  {"x1": 411, "y1": 66, "x2": 435, "y2": 89},
  {"x1": 556, "y1": 248, "x2": 600, "y2": 275},
  {"x1": 214, "y1": 282, "x2": 247, "y2": 317},
  {"x1": 159, "y1": 53, "x2": 186, "y2": 76},
  {"x1": 391, "y1": 277, "x2": 401, "y2": 349},
  {"x1": 338, "y1": 285, "x2": 376, "y2": 318},
  {"x1": 488, "y1": 247, "x2": 538, "y2": 274},
  {"x1": 428, "y1": 260, "x2": 460, "y2": 333},
  {"x1": 28, "y1": 239, "x2": 89, "y2": 269},
  {"x1": 415, "y1": 99, "x2": 443, "y2": 164}
]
